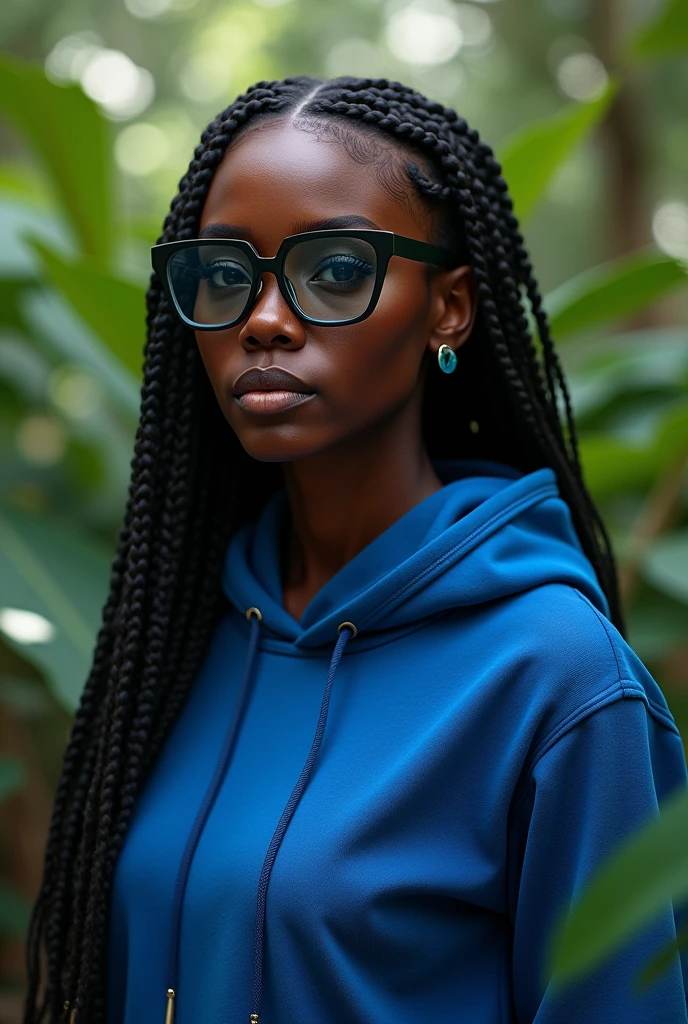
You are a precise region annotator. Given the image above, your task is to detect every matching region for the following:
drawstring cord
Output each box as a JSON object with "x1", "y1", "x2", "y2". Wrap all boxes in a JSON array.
[
  {"x1": 165, "y1": 607, "x2": 263, "y2": 1024},
  {"x1": 162, "y1": 611, "x2": 357, "y2": 1024},
  {"x1": 249, "y1": 620, "x2": 356, "y2": 1024}
]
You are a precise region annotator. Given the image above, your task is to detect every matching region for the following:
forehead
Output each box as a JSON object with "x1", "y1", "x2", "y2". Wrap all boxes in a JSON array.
[{"x1": 198, "y1": 119, "x2": 434, "y2": 246}]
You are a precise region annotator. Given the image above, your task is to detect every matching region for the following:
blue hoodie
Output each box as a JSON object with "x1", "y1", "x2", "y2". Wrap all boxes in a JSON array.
[{"x1": 107, "y1": 458, "x2": 688, "y2": 1024}]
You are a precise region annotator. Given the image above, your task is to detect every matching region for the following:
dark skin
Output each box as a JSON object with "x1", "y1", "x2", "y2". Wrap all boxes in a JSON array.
[{"x1": 195, "y1": 119, "x2": 477, "y2": 620}]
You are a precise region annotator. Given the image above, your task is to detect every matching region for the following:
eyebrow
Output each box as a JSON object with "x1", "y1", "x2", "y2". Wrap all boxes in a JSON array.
[{"x1": 198, "y1": 214, "x2": 382, "y2": 240}]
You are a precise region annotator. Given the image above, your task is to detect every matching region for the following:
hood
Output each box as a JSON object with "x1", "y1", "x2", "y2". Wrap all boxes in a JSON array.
[{"x1": 222, "y1": 458, "x2": 610, "y2": 646}]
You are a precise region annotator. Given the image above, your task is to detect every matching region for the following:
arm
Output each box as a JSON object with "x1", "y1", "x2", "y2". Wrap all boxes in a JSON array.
[{"x1": 507, "y1": 694, "x2": 688, "y2": 1023}]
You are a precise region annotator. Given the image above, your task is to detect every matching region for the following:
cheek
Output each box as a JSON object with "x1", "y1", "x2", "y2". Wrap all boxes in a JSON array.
[
  {"x1": 194, "y1": 331, "x2": 242, "y2": 403},
  {"x1": 195, "y1": 333, "x2": 216, "y2": 379},
  {"x1": 328, "y1": 272, "x2": 431, "y2": 409}
]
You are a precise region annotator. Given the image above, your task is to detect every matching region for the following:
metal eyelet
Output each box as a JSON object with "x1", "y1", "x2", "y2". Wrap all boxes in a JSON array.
[
  {"x1": 337, "y1": 621, "x2": 357, "y2": 639},
  {"x1": 246, "y1": 607, "x2": 263, "y2": 622}
]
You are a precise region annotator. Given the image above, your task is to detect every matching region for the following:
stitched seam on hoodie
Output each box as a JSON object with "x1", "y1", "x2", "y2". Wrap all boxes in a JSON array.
[
  {"x1": 639, "y1": 692, "x2": 681, "y2": 731},
  {"x1": 527, "y1": 681, "x2": 625, "y2": 772},
  {"x1": 510, "y1": 686, "x2": 627, "y2": 816},
  {"x1": 571, "y1": 591, "x2": 680, "y2": 735},
  {"x1": 524, "y1": 682, "x2": 679, "y2": 783},
  {"x1": 525, "y1": 587, "x2": 680, "y2": 774},
  {"x1": 358, "y1": 482, "x2": 558, "y2": 629}
]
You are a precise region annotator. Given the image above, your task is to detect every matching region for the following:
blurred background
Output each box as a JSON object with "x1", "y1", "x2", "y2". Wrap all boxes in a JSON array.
[{"x1": 0, "y1": 0, "x2": 686, "y2": 1017}]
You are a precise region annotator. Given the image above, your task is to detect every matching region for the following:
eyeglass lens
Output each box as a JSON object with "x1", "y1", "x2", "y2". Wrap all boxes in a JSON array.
[{"x1": 167, "y1": 237, "x2": 378, "y2": 326}]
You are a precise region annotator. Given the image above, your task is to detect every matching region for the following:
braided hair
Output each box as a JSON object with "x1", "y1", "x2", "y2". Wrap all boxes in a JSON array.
[{"x1": 22, "y1": 74, "x2": 624, "y2": 1024}]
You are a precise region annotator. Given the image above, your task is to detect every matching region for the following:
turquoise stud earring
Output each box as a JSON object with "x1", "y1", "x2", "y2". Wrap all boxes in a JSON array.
[{"x1": 437, "y1": 344, "x2": 457, "y2": 374}]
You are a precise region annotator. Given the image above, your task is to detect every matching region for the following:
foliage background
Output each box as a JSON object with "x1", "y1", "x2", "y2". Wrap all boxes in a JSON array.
[{"x1": 0, "y1": 0, "x2": 686, "y2": 1017}]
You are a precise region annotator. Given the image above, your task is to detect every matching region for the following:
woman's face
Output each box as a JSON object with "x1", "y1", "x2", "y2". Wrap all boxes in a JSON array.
[{"x1": 195, "y1": 118, "x2": 476, "y2": 463}]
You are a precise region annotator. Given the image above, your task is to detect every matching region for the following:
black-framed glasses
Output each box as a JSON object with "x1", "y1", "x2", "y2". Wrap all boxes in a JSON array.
[{"x1": 151, "y1": 229, "x2": 461, "y2": 330}]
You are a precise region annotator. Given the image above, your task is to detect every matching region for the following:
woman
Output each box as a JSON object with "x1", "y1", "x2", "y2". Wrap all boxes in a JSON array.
[{"x1": 23, "y1": 75, "x2": 688, "y2": 1024}]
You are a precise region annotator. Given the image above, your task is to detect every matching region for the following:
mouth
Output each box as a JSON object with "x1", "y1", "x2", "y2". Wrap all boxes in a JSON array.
[
  {"x1": 232, "y1": 366, "x2": 316, "y2": 415},
  {"x1": 237, "y1": 390, "x2": 316, "y2": 414}
]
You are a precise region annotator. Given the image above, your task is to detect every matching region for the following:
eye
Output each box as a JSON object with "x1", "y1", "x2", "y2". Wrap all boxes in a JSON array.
[
  {"x1": 203, "y1": 261, "x2": 251, "y2": 289},
  {"x1": 311, "y1": 255, "x2": 374, "y2": 288}
]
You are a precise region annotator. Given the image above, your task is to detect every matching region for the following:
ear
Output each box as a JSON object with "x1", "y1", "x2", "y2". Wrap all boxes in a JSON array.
[{"x1": 426, "y1": 265, "x2": 477, "y2": 358}]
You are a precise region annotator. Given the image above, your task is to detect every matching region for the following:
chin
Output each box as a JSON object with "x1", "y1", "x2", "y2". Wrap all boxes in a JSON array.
[
  {"x1": 233, "y1": 425, "x2": 335, "y2": 464},
  {"x1": 224, "y1": 393, "x2": 334, "y2": 463}
]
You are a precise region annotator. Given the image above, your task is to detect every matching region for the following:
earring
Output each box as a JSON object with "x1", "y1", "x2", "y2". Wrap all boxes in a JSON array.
[{"x1": 437, "y1": 344, "x2": 457, "y2": 374}]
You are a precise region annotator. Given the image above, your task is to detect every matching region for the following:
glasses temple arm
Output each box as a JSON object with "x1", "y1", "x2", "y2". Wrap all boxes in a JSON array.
[{"x1": 392, "y1": 234, "x2": 460, "y2": 268}]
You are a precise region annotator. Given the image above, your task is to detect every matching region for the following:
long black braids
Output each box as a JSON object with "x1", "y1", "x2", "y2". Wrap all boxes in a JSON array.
[{"x1": 22, "y1": 73, "x2": 624, "y2": 1024}]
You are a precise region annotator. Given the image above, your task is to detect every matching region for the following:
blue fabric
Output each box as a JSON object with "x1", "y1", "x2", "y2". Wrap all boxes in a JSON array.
[{"x1": 107, "y1": 458, "x2": 688, "y2": 1023}]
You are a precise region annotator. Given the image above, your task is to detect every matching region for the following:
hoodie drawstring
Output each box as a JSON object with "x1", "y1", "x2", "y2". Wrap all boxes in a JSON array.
[
  {"x1": 164, "y1": 610, "x2": 356, "y2": 1024},
  {"x1": 165, "y1": 607, "x2": 263, "y2": 1024}
]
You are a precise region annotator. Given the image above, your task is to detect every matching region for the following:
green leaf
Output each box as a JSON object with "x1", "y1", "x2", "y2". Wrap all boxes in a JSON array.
[
  {"x1": 0, "y1": 510, "x2": 112, "y2": 711},
  {"x1": 21, "y1": 289, "x2": 141, "y2": 421},
  {"x1": 27, "y1": 238, "x2": 146, "y2": 380},
  {"x1": 579, "y1": 399, "x2": 688, "y2": 500},
  {"x1": 0, "y1": 54, "x2": 111, "y2": 265},
  {"x1": 0, "y1": 756, "x2": 25, "y2": 801},
  {"x1": 0, "y1": 882, "x2": 30, "y2": 938},
  {"x1": 627, "y1": 585, "x2": 688, "y2": 662},
  {"x1": 0, "y1": 196, "x2": 74, "y2": 280},
  {"x1": 578, "y1": 434, "x2": 653, "y2": 499},
  {"x1": 653, "y1": 400, "x2": 688, "y2": 465},
  {"x1": 566, "y1": 328, "x2": 688, "y2": 422},
  {"x1": 626, "y1": 0, "x2": 688, "y2": 63},
  {"x1": 636, "y1": 920, "x2": 688, "y2": 992},
  {"x1": 548, "y1": 783, "x2": 688, "y2": 986},
  {"x1": 0, "y1": 279, "x2": 30, "y2": 336},
  {"x1": 497, "y1": 82, "x2": 617, "y2": 222},
  {"x1": 545, "y1": 249, "x2": 688, "y2": 340},
  {"x1": 0, "y1": 160, "x2": 51, "y2": 205},
  {"x1": 643, "y1": 531, "x2": 688, "y2": 605}
]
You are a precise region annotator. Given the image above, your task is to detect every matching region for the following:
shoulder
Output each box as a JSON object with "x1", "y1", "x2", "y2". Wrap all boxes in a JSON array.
[
  {"x1": 495, "y1": 581, "x2": 620, "y2": 671},
  {"x1": 464, "y1": 582, "x2": 681, "y2": 766},
  {"x1": 452, "y1": 580, "x2": 620, "y2": 688}
]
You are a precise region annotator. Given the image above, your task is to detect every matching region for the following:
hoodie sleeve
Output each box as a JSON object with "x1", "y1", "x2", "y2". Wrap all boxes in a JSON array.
[{"x1": 507, "y1": 693, "x2": 688, "y2": 1024}]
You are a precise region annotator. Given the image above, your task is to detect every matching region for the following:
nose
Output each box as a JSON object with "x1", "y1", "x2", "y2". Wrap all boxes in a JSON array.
[{"x1": 238, "y1": 273, "x2": 306, "y2": 352}]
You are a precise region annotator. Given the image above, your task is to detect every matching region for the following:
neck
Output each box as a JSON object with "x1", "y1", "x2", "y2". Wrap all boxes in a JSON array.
[{"x1": 280, "y1": 408, "x2": 442, "y2": 620}]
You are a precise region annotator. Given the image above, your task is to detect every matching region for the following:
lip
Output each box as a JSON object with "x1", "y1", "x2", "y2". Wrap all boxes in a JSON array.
[
  {"x1": 236, "y1": 390, "x2": 316, "y2": 414},
  {"x1": 233, "y1": 366, "x2": 314, "y2": 396}
]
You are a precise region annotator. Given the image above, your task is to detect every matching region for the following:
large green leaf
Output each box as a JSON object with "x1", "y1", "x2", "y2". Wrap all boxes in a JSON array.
[
  {"x1": 627, "y1": 585, "x2": 688, "y2": 662},
  {"x1": 548, "y1": 782, "x2": 688, "y2": 986},
  {"x1": 579, "y1": 400, "x2": 688, "y2": 500},
  {"x1": 0, "y1": 55, "x2": 111, "y2": 265},
  {"x1": 27, "y1": 238, "x2": 146, "y2": 380},
  {"x1": 566, "y1": 328, "x2": 688, "y2": 421},
  {"x1": 0, "y1": 160, "x2": 51, "y2": 206},
  {"x1": 626, "y1": 0, "x2": 688, "y2": 63},
  {"x1": 0, "y1": 510, "x2": 113, "y2": 711},
  {"x1": 0, "y1": 279, "x2": 30, "y2": 336},
  {"x1": 545, "y1": 249, "x2": 688, "y2": 340},
  {"x1": 0, "y1": 197, "x2": 74, "y2": 279},
  {"x1": 578, "y1": 435, "x2": 653, "y2": 499},
  {"x1": 643, "y1": 531, "x2": 688, "y2": 605},
  {"x1": 653, "y1": 400, "x2": 688, "y2": 465},
  {"x1": 497, "y1": 82, "x2": 617, "y2": 222},
  {"x1": 0, "y1": 757, "x2": 25, "y2": 801},
  {"x1": 21, "y1": 289, "x2": 141, "y2": 421}
]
